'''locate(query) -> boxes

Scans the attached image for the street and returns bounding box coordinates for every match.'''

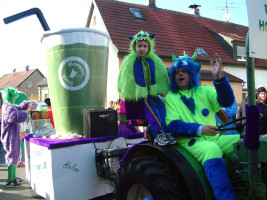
[0,143,45,200]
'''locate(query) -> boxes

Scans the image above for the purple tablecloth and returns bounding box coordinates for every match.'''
[23,133,144,149]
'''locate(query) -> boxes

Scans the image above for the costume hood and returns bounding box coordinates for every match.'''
[169,52,201,93]
[2,87,19,104]
[128,31,155,58]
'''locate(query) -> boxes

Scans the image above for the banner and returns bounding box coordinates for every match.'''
[246,0,267,59]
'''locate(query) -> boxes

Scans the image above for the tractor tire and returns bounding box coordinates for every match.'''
[115,156,191,200]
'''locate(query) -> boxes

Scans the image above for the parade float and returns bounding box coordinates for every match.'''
[4,4,267,200]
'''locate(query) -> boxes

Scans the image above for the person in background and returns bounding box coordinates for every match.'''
[113,101,119,111]
[165,53,240,200]
[237,95,248,126]
[256,86,267,135]
[1,87,37,187]
[44,98,55,128]
[215,100,239,135]
[108,101,114,109]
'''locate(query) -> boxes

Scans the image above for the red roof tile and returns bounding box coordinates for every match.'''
[94,0,267,67]
[200,70,243,82]
[0,69,40,89]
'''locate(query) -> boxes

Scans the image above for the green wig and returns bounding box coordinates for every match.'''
[2,87,19,104]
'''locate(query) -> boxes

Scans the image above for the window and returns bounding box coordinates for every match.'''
[28,82,32,88]
[129,8,145,20]
[195,47,208,56]
[237,46,246,62]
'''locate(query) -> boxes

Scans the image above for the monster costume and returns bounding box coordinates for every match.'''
[117,31,170,140]
[1,87,29,186]
[117,31,169,101]
[1,93,28,165]
[165,53,239,200]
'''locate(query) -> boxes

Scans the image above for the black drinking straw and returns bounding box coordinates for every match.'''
[3,8,50,31]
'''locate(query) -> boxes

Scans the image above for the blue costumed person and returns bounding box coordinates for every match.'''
[215,100,239,135]
[0,87,37,187]
[117,31,176,145]
[165,52,240,200]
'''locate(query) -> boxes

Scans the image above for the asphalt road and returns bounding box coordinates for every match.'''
[0,143,45,200]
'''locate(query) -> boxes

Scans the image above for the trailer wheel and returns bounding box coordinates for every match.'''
[115,156,191,200]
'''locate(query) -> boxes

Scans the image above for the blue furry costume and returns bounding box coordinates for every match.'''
[165,53,239,200]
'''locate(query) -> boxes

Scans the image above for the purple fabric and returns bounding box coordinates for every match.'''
[1,101,29,165]
[125,100,146,120]
[244,105,260,150]
[23,133,144,149]
[118,122,139,134]
[121,140,148,165]
[144,100,161,132]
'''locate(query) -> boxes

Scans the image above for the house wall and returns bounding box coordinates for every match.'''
[38,85,49,101]
[17,71,44,100]
[224,66,267,90]
[88,1,245,108]
[201,80,242,106]
[106,43,120,106]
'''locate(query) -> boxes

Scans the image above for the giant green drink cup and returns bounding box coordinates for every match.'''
[41,28,110,135]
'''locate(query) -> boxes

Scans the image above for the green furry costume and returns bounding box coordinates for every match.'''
[117,31,169,101]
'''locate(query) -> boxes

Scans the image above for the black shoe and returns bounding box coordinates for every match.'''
[15,177,26,183]
[6,180,21,188]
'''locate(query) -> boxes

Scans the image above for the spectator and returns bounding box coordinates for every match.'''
[44,98,55,128]
[256,86,267,135]
[216,100,239,135]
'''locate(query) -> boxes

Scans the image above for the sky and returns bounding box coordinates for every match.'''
[0,0,248,78]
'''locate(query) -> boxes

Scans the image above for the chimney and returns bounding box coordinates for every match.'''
[189,4,201,17]
[146,0,158,9]
[25,65,29,71]
[12,68,16,74]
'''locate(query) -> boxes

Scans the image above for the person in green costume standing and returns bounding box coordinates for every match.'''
[117,31,176,145]
[14,91,30,167]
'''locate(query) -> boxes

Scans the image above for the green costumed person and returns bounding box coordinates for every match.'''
[117,30,176,145]
[14,91,29,167]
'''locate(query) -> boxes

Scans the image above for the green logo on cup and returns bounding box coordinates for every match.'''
[58,56,90,91]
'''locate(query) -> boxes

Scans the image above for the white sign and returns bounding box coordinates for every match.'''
[246,0,267,59]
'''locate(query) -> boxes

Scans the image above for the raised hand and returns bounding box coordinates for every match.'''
[210,53,223,81]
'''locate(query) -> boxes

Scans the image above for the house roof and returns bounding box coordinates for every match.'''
[0,69,44,89]
[94,0,267,67]
[200,70,243,82]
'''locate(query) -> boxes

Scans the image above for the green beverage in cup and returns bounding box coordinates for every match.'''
[41,28,110,135]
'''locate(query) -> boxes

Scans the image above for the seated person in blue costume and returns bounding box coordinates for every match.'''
[215,100,239,135]
[165,53,240,200]
[117,30,176,145]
